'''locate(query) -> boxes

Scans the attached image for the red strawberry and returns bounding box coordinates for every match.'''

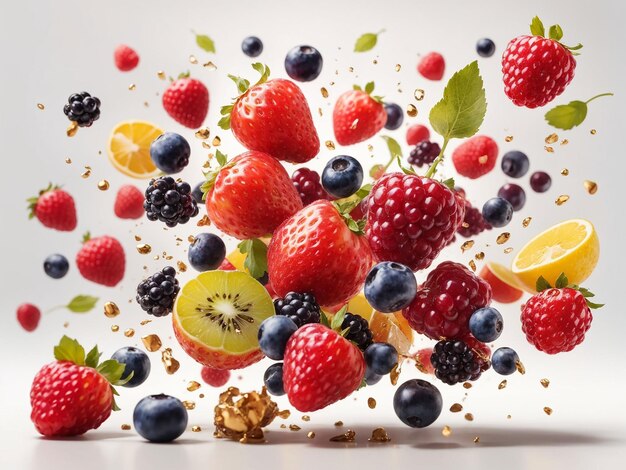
[28,184,77,231]
[204,151,303,239]
[162,74,209,128]
[30,336,129,436]
[406,124,431,146]
[417,52,445,80]
[17,303,41,332]
[76,233,125,287]
[333,83,387,145]
[114,184,144,219]
[283,323,365,412]
[220,64,319,164]
[268,200,373,307]
[452,135,498,179]
[114,44,139,72]
[502,17,578,108]
[200,365,230,387]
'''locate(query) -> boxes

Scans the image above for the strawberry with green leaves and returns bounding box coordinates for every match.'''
[333,82,387,145]
[162,72,209,128]
[76,232,125,287]
[28,183,77,232]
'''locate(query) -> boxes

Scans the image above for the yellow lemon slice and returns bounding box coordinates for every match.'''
[107,121,162,178]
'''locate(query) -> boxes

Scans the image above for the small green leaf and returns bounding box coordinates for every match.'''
[549,24,563,41]
[85,345,101,369]
[364,82,375,94]
[215,149,228,166]
[585,300,605,310]
[577,287,595,298]
[554,272,569,289]
[340,326,352,338]
[331,305,348,330]
[354,32,380,53]
[97,359,129,385]
[544,100,587,130]
[535,276,552,292]
[396,156,416,176]
[357,377,368,390]
[530,16,545,37]
[218,115,231,130]
[355,184,373,200]
[441,177,455,190]
[195,34,216,53]
[66,295,99,313]
[227,74,250,94]
[251,63,271,86]
[54,336,86,365]
[381,135,403,159]
[320,311,331,328]
[353,84,362,91]
[237,239,268,280]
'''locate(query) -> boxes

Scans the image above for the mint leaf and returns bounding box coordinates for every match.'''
[66,295,98,313]
[54,336,86,365]
[354,32,383,52]
[530,16,545,37]
[195,34,216,53]
[238,239,268,280]
[535,276,552,292]
[545,101,587,130]
[381,135,402,159]
[549,24,563,41]
[85,345,101,369]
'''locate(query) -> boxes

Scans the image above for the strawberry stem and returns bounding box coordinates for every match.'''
[424,138,450,179]
[585,93,614,104]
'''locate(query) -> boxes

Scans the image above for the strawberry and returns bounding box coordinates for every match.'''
[17,303,41,332]
[27,184,77,231]
[162,74,209,128]
[202,150,303,239]
[267,199,373,307]
[417,52,445,80]
[114,184,144,219]
[200,365,230,387]
[333,82,387,146]
[76,233,125,287]
[451,135,498,179]
[30,336,130,436]
[113,44,139,72]
[219,63,319,164]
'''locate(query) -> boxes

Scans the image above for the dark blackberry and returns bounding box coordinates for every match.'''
[63,92,101,127]
[136,266,180,317]
[144,176,199,227]
[457,199,491,238]
[430,339,488,385]
[341,313,373,351]
[408,140,441,167]
[291,168,331,206]
[274,292,321,327]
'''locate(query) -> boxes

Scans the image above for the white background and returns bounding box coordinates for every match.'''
[1,0,625,469]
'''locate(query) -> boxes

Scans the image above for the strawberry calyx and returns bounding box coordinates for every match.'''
[535,273,603,309]
[218,63,271,130]
[81,231,91,243]
[321,305,352,338]
[353,81,384,104]
[332,184,372,235]
[529,16,583,54]
[200,149,232,197]
[27,183,61,219]
[237,238,268,280]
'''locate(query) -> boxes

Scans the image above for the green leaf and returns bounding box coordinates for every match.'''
[585,299,605,310]
[364,82,375,94]
[320,311,331,328]
[554,272,569,289]
[54,336,86,365]
[530,16,545,37]
[396,156,416,176]
[429,61,486,141]
[331,305,348,330]
[97,359,130,385]
[227,74,250,94]
[85,345,101,369]
[441,177,455,190]
[545,101,587,130]
[251,63,271,86]
[215,149,228,166]
[195,34,216,53]
[354,33,379,53]
[381,135,403,159]
[218,115,231,130]
[66,295,99,313]
[549,24,563,41]
[355,184,373,200]
[357,377,368,390]
[237,239,268,280]
[535,276,552,292]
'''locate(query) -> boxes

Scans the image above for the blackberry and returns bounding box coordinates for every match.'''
[144,176,199,227]
[63,92,101,127]
[274,292,321,327]
[458,200,492,238]
[291,168,331,206]
[341,313,373,351]
[408,140,440,167]
[430,339,488,385]
[136,266,180,317]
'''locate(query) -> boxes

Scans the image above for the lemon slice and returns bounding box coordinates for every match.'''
[107,121,162,178]
[512,219,599,292]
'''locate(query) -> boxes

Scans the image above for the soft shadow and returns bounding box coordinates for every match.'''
[37,431,132,441]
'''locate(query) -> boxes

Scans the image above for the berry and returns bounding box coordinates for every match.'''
[430,339,489,385]
[136,266,179,317]
[114,184,145,219]
[111,347,151,388]
[200,365,230,387]
[284,45,323,82]
[482,197,513,228]
[321,155,364,198]
[364,262,417,313]
[408,140,440,167]
[406,124,430,146]
[17,303,41,332]
[242,36,263,57]
[364,367,383,386]
[457,195,492,238]
[333,85,387,146]
[452,135,498,179]
[365,173,465,272]
[417,52,445,80]
[384,102,404,130]
[133,394,188,443]
[403,261,492,340]
[63,92,101,127]
[114,44,139,71]
[149,132,191,174]
[476,38,496,57]
[144,176,199,227]
[530,171,552,193]
[274,292,321,327]
[192,182,205,205]
[76,234,125,287]
[264,363,285,396]
[283,323,366,411]
[501,150,530,178]
[469,307,503,342]
[414,348,435,375]
[393,379,442,428]
[44,254,69,279]
[188,233,226,271]
[162,76,209,128]
[292,168,332,206]
[491,347,519,375]
[341,312,373,351]
[498,183,526,211]
[28,184,77,232]
[258,316,299,360]
[364,342,398,375]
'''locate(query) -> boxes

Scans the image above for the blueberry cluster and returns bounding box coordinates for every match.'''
[341,312,373,351]
[136,266,180,317]
[63,92,101,127]
[408,140,441,167]
[430,340,486,385]
[274,292,321,327]
[144,177,199,227]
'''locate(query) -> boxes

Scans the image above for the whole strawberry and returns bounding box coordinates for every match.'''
[219,64,319,164]
[521,274,601,354]
[162,74,209,128]
[76,233,125,287]
[451,135,498,179]
[31,336,130,436]
[333,82,387,145]
[114,184,144,219]
[502,17,579,108]
[27,184,77,231]
[268,199,373,307]
[203,150,303,239]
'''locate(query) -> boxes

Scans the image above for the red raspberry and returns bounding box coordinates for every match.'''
[114,185,144,219]
[417,52,445,80]
[17,303,41,332]
[291,168,332,206]
[403,261,492,340]
[455,191,492,238]
[114,44,140,72]
[365,173,465,272]
[406,124,430,146]
[452,135,498,179]
[200,365,230,387]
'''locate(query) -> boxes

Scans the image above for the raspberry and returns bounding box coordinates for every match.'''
[406,124,430,146]
[431,337,490,385]
[408,140,440,168]
[365,173,465,272]
[136,266,180,317]
[144,176,199,227]
[200,365,230,387]
[63,92,101,127]
[457,197,492,238]
[417,52,445,80]
[452,135,498,179]
[291,168,332,206]
[114,44,140,72]
[341,312,373,351]
[274,292,321,327]
[17,303,41,332]
[114,185,145,219]
[403,261,492,340]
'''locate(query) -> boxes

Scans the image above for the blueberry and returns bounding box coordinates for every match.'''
[263,362,285,396]
[111,346,151,387]
[530,171,552,193]
[242,36,263,57]
[258,316,298,360]
[284,45,323,82]
[43,254,69,279]
[482,197,513,228]
[501,150,529,178]
[364,342,398,375]
[192,182,205,205]
[364,366,383,386]
[469,307,503,342]
[393,379,442,428]
[133,394,188,442]
[364,262,417,313]
[476,38,496,57]
[321,155,363,198]
[497,183,526,211]
[383,103,404,130]
[188,233,226,272]
[492,347,519,375]
[149,132,191,174]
